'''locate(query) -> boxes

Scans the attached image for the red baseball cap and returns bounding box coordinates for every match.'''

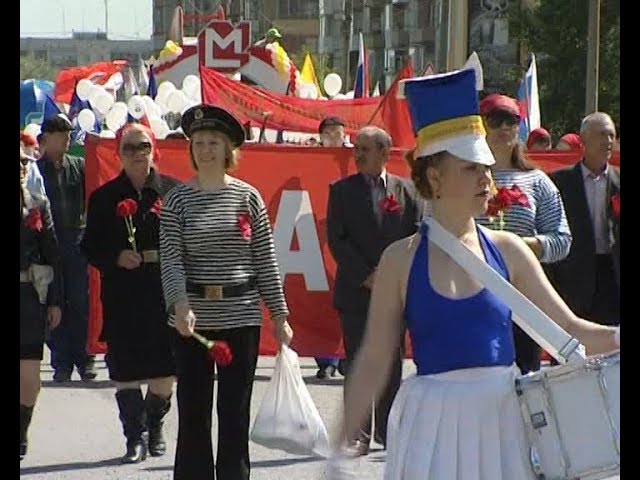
[20,131,37,147]
[526,127,551,149]
[558,133,583,150]
[480,94,521,119]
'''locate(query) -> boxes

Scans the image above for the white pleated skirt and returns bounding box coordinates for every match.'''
[384,365,537,480]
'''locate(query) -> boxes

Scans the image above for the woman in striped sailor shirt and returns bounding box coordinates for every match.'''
[159,104,293,480]
[475,94,572,374]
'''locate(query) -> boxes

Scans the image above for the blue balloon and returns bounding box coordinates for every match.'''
[20,79,55,128]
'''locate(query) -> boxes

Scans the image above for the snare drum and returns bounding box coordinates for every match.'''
[515,352,620,480]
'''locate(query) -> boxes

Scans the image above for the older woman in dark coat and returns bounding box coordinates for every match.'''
[80,123,180,464]
[20,152,62,461]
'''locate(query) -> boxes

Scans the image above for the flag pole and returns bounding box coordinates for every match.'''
[522,56,532,139]
[365,57,412,125]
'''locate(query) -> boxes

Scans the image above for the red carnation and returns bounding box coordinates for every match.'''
[192,332,233,367]
[380,194,401,214]
[487,187,513,217]
[116,198,139,252]
[507,185,530,208]
[116,198,138,217]
[611,193,620,218]
[150,197,163,216]
[238,213,252,240]
[25,208,43,232]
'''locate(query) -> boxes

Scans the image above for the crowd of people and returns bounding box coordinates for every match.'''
[20,71,620,479]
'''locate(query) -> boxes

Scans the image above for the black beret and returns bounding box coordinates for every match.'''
[181,105,245,147]
[41,114,74,133]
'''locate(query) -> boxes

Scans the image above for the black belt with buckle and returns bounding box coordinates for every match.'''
[186,276,258,300]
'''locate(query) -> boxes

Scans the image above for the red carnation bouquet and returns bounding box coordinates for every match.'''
[379,194,401,214]
[24,208,43,232]
[486,184,530,230]
[116,199,139,251]
[191,331,233,367]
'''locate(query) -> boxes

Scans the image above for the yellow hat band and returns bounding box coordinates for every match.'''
[416,115,486,150]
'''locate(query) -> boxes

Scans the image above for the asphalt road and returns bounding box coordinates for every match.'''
[20,351,620,479]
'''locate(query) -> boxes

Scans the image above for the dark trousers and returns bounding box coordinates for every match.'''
[47,228,92,371]
[581,254,620,326]
[339,310,403,445]
[173,326,260,480]
[513,325,541,375]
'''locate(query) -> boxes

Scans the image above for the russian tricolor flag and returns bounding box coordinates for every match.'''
[353,32,369,98]
[517,53,541,143]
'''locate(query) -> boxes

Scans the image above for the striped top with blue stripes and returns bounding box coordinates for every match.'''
[159,179,289,330]
[475,168,572,264]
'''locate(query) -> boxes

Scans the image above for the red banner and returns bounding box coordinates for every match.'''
[84,135,619,357]
[199,65,392,138]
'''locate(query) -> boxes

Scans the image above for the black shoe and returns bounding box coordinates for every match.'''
[122,439,147,464]
[78,358,98,381]
[145,392,171,457]
[52,369,72,382]
[20,405,34,461]
[337,360,346,376]
[316,366,329,379]
[116,389,148,464]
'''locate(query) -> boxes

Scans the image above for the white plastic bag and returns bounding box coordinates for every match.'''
[250,345,331,457]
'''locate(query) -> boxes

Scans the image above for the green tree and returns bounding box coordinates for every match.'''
[509,0,619,140]
[20,53,59,82]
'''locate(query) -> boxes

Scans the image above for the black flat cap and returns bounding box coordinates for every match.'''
[41,114,74,133]
[181,105,245,147]
[318,116,345,134]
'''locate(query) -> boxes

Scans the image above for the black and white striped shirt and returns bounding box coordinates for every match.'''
[476,168,572,264]
[159,179,289,330]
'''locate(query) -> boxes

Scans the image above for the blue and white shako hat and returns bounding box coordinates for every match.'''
[398,68,495,166]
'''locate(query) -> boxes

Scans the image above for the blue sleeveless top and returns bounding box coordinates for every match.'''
[405,223,516,376]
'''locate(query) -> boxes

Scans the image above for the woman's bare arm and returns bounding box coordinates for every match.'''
[494,230,618,356]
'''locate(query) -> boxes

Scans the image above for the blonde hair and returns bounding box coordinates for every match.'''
[189,131,239,172]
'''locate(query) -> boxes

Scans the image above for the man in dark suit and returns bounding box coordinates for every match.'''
[327,126,419,455]
[547,112,620,326]
[38,114,97,382]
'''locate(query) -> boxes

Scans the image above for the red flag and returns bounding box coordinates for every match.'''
[54,61,126,104]
[379,57,415,149]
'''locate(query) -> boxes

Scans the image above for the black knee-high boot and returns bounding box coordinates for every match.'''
[145,391,171,457]
[115,389,147,464]
[20,404,34,461]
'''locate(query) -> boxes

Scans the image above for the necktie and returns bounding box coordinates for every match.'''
[370,176,385,225]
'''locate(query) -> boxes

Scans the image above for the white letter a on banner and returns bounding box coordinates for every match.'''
[273,190,329,291]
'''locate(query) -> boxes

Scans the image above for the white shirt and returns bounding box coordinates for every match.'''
[580,162,610,254]
[24,158,46,197]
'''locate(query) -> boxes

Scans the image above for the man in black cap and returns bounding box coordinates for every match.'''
[319,116,351,148]
[38,114,97,382]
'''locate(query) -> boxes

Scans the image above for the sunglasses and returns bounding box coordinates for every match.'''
[485,111,520,129]
[121,141,152,155]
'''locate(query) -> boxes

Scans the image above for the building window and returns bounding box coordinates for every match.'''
[278,0,319,19]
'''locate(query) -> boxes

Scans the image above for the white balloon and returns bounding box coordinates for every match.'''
[167,90,188,113]
[77,109,96,132]
[23,123,41,139]
[99,129,116,139]
[140,96,162,119]
[156,81,176,101]
[344,90,355,99]
[182,75,201,98]
[127,95,146,120]
[323,73,343,97]
[88,85,106,106]
[112,101,129,117]
[332,93,346,99]
[105,106,127,132]
[299,83,317,99]
[76,79,94,101]
[93,93,115,115]
[150,118,170,139]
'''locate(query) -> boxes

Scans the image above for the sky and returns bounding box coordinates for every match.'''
[20,0,153,40]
